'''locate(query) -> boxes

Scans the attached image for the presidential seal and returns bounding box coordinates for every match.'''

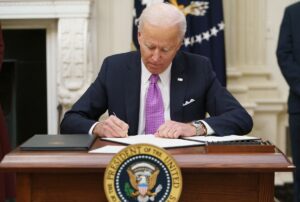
[104,144,182,202]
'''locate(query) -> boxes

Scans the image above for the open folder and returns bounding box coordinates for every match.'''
[102,135,205,148]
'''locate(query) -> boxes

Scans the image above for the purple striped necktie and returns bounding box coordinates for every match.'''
[144,74,165,134]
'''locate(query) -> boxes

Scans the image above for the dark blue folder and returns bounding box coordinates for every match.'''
[20,134,95,151]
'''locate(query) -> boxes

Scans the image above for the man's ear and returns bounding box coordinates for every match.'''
[137,32,142,45]
[176,39,182,51]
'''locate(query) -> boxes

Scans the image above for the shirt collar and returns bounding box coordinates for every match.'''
[141,60,171,86]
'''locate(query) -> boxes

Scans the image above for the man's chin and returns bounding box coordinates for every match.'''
[147,66,164,74]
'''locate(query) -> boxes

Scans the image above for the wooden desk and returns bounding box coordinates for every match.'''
[0,139,294,202]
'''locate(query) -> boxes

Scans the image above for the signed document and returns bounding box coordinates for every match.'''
[183,135,260,143]
[101,135,205,148]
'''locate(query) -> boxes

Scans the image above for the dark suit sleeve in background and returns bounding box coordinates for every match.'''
[0,24,4,70]
[277,6,300,97]
[0,23,16,202]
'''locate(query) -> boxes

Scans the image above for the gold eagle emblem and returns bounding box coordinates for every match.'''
[126,162,162,201]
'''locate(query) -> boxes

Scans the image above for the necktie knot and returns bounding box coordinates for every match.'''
[150,74,159,84]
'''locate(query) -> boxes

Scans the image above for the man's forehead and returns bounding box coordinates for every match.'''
[144,38,177,49]
[141,32,179,46]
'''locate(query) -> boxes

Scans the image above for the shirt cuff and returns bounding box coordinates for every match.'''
[89,122,99,135]
[200,120,215,135]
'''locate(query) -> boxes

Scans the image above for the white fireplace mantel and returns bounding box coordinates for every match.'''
[0,0,94,133]
[0,0,91,19]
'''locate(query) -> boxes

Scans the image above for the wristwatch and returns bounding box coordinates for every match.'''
[191,120,206,136]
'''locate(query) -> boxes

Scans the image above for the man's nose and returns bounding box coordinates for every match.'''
[151,49,160,62]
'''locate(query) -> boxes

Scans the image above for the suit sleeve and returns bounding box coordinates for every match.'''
[276,7,300,97]
[0,25,4,70]
[202,59,253,136]
[60,59,109,134]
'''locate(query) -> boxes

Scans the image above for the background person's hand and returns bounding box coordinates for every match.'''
[92,115,129,138]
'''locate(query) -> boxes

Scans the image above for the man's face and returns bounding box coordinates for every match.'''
[138,23,182,74]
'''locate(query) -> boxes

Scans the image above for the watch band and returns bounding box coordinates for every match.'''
[201,123,207,136]
[195,124,202,136]
[192,120,207,136]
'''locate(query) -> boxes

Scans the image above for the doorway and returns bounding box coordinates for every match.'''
[0,29,47,147]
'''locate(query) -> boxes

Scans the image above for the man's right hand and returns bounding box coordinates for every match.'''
[92,115,129,138]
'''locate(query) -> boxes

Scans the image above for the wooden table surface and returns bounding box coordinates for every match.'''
[0,138,294,173]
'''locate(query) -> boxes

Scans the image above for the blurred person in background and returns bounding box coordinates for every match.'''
[277,2,300,202]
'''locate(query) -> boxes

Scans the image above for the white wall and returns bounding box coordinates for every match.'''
[94,0,133,77]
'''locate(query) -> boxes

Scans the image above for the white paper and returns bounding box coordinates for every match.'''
[101,135,205,148]
[183,135,260,143]
[88,145,126,154]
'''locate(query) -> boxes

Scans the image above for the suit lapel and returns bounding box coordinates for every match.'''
[125,52,141,135]
[170,53,187,122]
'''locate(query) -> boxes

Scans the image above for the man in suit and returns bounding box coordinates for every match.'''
[277,2,300,202]
[61,3,253,138]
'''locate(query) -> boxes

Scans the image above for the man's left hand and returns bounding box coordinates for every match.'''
[154,120,196,139]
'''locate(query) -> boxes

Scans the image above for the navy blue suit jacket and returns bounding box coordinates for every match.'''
[277,2,300,114]
[60,51,253,136]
